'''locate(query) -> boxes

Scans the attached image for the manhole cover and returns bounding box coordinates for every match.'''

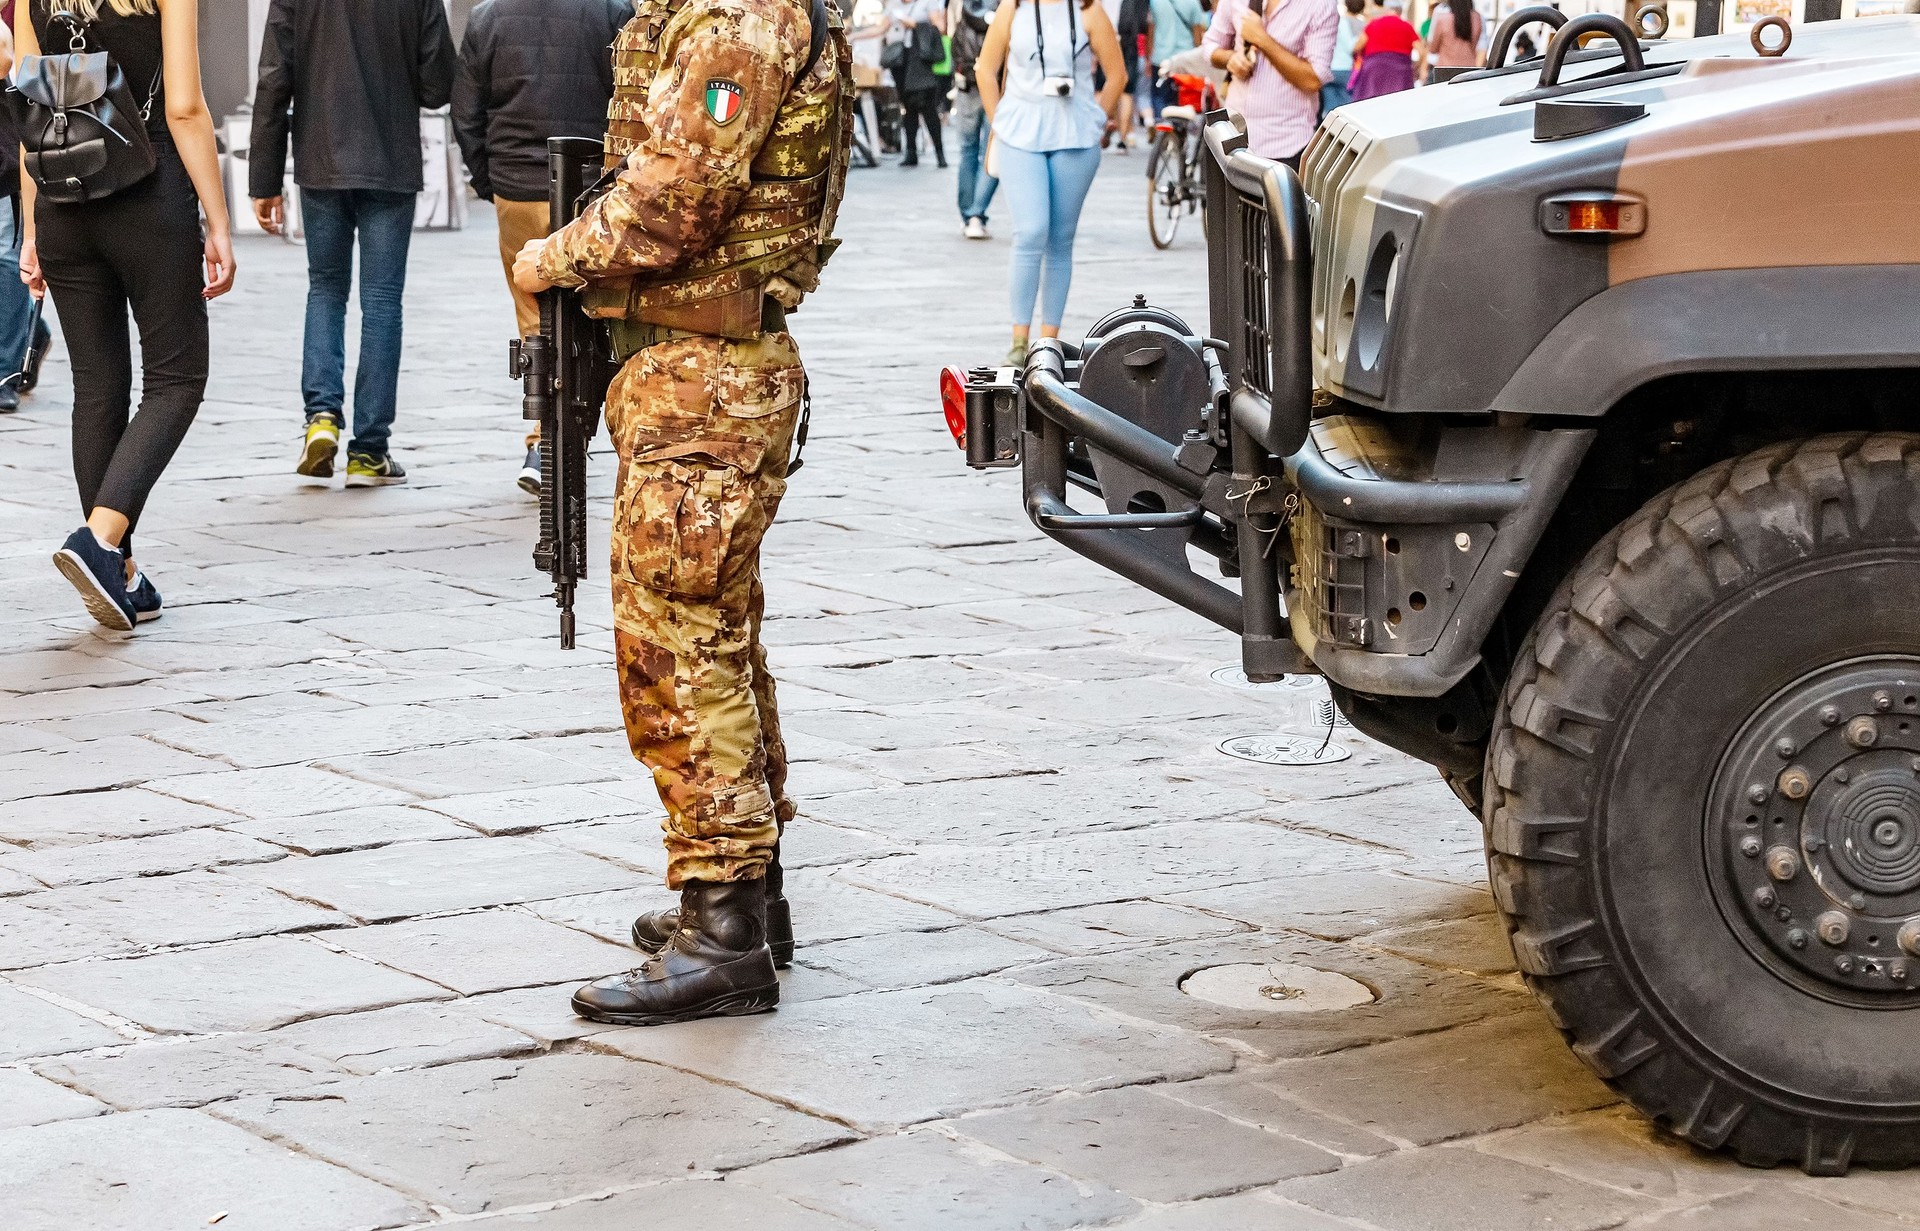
[1180,962,1377,1013]
[1218,733,1352,765]
[1209,667,1322,692]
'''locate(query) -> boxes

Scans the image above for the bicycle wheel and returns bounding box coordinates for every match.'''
[1147,129,1185,249]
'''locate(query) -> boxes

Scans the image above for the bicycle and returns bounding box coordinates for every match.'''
[1146,72,1219,249]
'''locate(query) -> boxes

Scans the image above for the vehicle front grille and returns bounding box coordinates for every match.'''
[1298,120,1371,357]
[1237,194,1271,398]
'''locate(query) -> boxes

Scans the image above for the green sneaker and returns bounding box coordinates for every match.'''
[1006,339,1028,367]
[344,451,408,487]
[297,414,341,479]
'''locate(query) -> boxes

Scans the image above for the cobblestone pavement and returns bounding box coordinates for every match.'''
[2,155,1914,1231]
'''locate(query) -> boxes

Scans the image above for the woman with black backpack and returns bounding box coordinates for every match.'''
[14,0,235,631]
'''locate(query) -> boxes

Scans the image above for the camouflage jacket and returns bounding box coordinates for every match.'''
[535,0,843,326]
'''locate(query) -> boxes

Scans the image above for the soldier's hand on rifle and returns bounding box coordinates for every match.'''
[513,239,555,295]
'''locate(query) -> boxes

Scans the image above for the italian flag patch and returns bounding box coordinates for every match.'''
[705,79,744,125]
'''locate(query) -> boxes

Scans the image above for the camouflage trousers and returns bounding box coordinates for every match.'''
[606,331,803,888]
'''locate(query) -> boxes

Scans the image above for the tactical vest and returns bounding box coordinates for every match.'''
[584,0,855,338]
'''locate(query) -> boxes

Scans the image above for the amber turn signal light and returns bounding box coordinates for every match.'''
[1540,193,1647,237]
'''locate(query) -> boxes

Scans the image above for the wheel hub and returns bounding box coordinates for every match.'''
[1716,657,1920,995]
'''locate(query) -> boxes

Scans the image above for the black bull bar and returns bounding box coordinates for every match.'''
[1013,115,1313,681]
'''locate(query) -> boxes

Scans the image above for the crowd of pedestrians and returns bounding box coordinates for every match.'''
[8,0,1490,635]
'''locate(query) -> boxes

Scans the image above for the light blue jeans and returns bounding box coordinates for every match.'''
[997,143,1101,330]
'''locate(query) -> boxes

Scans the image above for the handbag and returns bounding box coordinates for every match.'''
[881,38,908,71]
[6,12,161,205]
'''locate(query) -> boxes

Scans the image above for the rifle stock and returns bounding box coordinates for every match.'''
[509,137,617,648]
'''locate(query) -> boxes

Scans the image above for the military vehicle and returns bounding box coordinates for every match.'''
[942,8,1920,1174]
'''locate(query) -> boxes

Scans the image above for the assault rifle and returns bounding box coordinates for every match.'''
[509,137,619,648]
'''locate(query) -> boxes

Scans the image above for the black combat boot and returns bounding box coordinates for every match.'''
[632,847,793,968]
[573,879,779,1026]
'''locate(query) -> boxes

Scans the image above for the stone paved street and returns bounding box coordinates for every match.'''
[2,156,1916,1230]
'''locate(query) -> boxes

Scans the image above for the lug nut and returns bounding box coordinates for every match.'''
[1892,961,1910,983]
[1817,911,1852,947]
[1747,784,1770,804]
[1788,927,1810,949]
[1766,847,1801,882]
[1851,892,1869,910]
[1754,886,1777,910]
[1776,738,1798,759]
[1837,955,1856,974]
[1898,918,1920,958]
[1778,766,1812,800]
[1740,835,1763,857]
[1847,716,1879,748]
[1821,705,1842,726]
[1875,691,1894,712]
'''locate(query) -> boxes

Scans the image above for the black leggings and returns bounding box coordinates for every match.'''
[897,82,945,164]
[36,140,208,558]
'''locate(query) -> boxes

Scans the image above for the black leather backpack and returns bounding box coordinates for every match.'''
[5,12,160,205]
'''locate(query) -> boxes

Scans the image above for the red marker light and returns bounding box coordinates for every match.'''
[940,365,968,449]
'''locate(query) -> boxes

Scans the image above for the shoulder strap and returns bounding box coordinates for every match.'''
[802,0,830,80]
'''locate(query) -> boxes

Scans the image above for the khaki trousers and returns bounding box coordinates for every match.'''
[497,198,550,449]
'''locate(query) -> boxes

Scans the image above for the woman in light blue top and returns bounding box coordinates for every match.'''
[976,0,1125,363]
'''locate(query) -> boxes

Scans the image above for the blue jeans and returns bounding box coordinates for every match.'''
[0,198,39,383]
[997,143,1100,330]
[300,188,416,456]
[1320,69,1352,118]
[952,89,997,223]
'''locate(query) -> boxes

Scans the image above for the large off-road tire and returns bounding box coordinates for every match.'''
[1485,433,1920,1174]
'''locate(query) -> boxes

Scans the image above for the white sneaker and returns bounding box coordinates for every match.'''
[964,217,988,240]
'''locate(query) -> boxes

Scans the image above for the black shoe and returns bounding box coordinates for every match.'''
[0,384,16,413]
[633,846,793,968]
[901,156,919,167]
[18,316,50,395]
[126,571,163,624]
[52,527,135,631]
[517,443,541,496]
[575,879,780,1026]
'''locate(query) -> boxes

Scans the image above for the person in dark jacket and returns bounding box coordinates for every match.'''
[948,0,997,239]
[453,0,628,496]
[250,0,457,487]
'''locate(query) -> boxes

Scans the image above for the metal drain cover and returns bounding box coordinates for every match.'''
[1181,962,1377,1013]
[1209,667,1323,692]
[1218,733,1352,765]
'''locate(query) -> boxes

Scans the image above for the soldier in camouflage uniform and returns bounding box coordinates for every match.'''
[513,0,852,1026]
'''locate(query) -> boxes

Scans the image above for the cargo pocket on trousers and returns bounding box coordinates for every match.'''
[614,458,753,600]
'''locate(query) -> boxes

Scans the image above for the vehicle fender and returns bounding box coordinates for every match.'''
[1492,265,1920,417]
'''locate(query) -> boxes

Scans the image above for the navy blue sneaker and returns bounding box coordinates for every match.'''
[52,528,135,631]
[126,571,162,623]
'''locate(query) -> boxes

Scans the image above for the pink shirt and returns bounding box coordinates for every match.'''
[1204,0,1338,160]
